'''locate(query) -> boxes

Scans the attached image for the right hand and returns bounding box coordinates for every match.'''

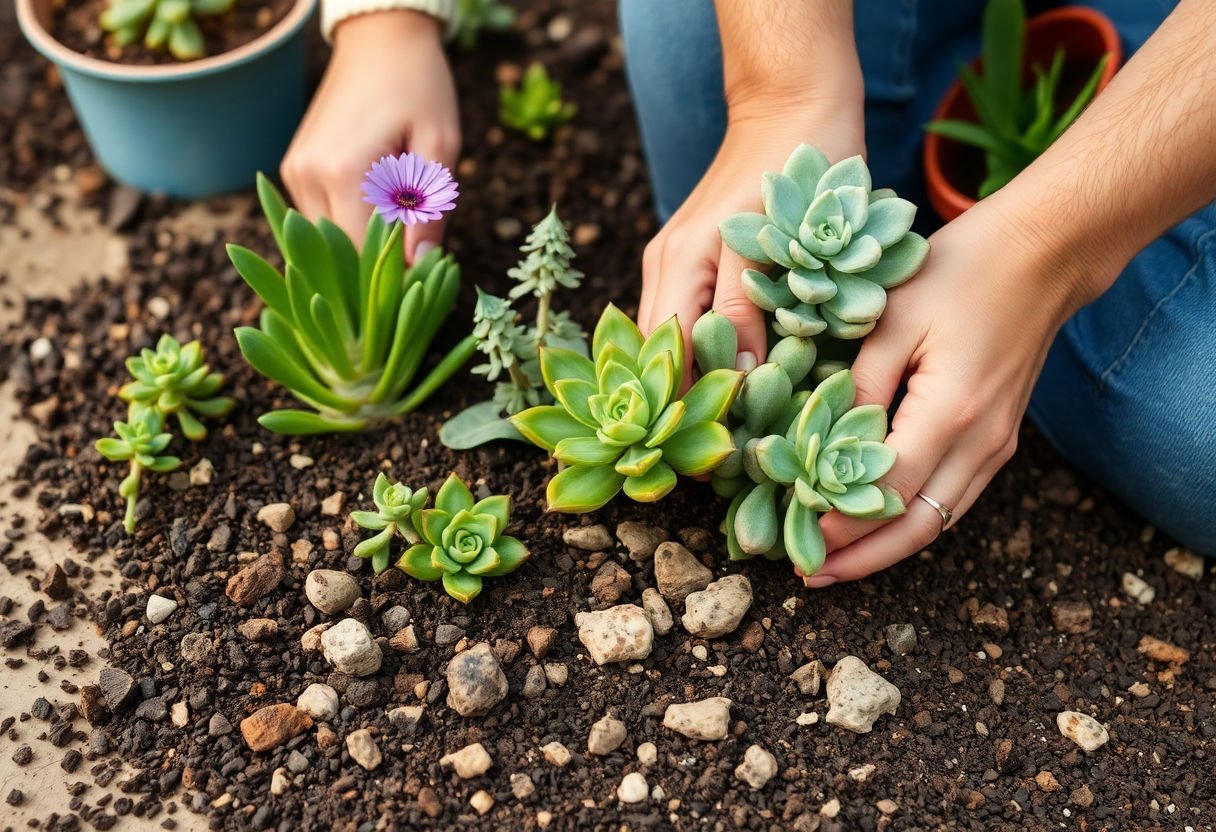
[281,10,460,261]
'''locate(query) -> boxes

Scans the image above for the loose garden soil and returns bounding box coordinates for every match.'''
[2,2,1215,831]
[51,0,296,66]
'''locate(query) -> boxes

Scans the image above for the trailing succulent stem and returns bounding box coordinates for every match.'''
[510,305,742,513]
[230,174,476,435]
[350,474,428,575]
[95,410,182,534]
[500,64,577,141]
[451,0,515,50]
[100,0,234,61]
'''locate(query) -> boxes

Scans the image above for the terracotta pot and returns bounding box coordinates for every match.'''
[923,6,1122,223]
[16,0,317,198]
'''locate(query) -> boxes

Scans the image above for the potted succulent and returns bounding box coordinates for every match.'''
[16,0,317,198]
[923,0,1121,221]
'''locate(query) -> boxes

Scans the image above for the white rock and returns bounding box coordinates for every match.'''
[387,705,426,736]
[636,742,657,765]
[681,575,752,638]
[470,790,494,815]
[305,570,361,615]
[691,644,708,661]
[1121,573,1155,605]
[256,502,295,532]
[270,767,291,796]
[320,492,346,516]
[820,798,841,818]
[588,715,628,756]
[617,772,649,804]
[170,701,189,728]
[446,642,508,717]
[1056,711,1110,752]
[562,524,613,550]
[189,459,215,486]
[536,810,553,828]
[795,712,819,726]
[440,742,493,778]
[321,619,382,676]
[825,656,900,733]
[848,763,876,783]
[543,663,568,686]
[575,605,654,665]
[542,741,571,766]
[510,773,535,799]
[300,622,332,652]
[641,588,673,635]
[29,337,54,362]
[791,660,824,696]
[146,594,178,624]
[345,728,382,770]
[1164,547,1205,580]
[296,683,339,721]
[735,744,778,790]
[289,454,313,470]
[662,697,732,740]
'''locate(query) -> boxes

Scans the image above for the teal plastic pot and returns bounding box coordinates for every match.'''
[16,0,317,198]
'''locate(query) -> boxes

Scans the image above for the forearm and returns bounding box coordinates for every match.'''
[715,0,862,123]
[992,0,1216,305]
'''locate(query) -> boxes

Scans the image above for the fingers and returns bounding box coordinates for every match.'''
[848,319,913,409]
[637,232,716,388]
[404,124,461,263]
[712,245,767,369]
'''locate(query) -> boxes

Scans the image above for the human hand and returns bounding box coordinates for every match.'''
[804,195,1111,586]
[280,10,460,261]
[637,103,865,385]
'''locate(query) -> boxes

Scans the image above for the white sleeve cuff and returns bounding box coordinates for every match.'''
[320,0,456,43]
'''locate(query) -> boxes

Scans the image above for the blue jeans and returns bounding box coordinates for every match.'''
[620,0,1216,555]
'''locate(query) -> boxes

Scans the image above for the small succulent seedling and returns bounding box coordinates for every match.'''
[724,370,904,575]
[119,334,234,441]
[230,156,475,435]
[452,0,515,50]
[720,144,928,348]
[500,64,577,141]
[100,0,234,61]
[351,474,429,574]
[95,410,182,534]
[510,305,742,512]
[441,205,587,449]
[396,474,528,603]
[925,0,1109,198]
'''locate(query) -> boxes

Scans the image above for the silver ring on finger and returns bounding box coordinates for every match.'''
[916,491,953,534]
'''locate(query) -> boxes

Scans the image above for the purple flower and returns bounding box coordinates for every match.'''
[361,153,459,226]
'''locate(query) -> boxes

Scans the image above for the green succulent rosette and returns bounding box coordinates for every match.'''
[500,63,577,142]
[725,369,904,576]
[719,144,929,342]
[119,334,234,442]
[509,305,743,513]
[396,474,529,604]
[350,473,429,574]
[95,409,182,534]
[100,0,235,61]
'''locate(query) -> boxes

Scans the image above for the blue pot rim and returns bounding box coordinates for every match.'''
[16,0,318,83]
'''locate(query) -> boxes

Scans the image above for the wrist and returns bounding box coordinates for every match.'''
[330,6,444,47]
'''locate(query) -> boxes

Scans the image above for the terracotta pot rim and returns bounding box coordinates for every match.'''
[16,0,317,83]
[924,4,1123,222]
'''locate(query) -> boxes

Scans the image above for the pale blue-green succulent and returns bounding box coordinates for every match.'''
[719,144,929,342]
[724,369,904,576]
[119,334,234,442]
[95,410,182,534]
[351,474,429,574]
[100,0,233,61]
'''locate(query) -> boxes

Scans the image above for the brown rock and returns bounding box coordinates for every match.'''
[78,685,106,725]
[1035,770,1060,792]
[526,626,558,660]
[240,703,313,752]
[653,541,712,602]
[1137,635,1190,665]
[1051,601,1093,634]
[971,604,1009,636]
[238,618,279,641]
[41,564,69,600]
[740,620,765,652]
[226,552,286,605]
[590,561,631,604]
[1068,784,1094,809]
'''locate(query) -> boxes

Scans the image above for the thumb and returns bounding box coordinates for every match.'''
[847,319,913,408]
[712,247,768,370]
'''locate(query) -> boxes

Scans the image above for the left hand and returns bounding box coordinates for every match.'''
[803,195,1111,586]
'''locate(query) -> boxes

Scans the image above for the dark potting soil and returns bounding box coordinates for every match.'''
[3,2,1216,831]
[50,0,296,67]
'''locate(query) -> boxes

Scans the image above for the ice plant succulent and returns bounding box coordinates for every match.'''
[118,334,234,441]
[230,164,475,435]
[396,474,529,603]
[724,370,904,575]
[500,64,577,141]
[451,0,515,49]
[510,305,742,512]
[95,410,182,534]
[350,474,429,574]
[926,0,1110,198]
[440,206,588,449]
[100,0,234,61]
[719,144,929,353]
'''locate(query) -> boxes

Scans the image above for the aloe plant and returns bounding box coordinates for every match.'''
[510,305,742,512]
[100,0,233,61]
[96,410,182,534]
[500,64,577,141]
[719,144,929,346]
[452,0,515,50]
[925,0,1110,198]
[119,334,234,441]
[397,474,528,603]
[440,206,588,449]
[723,369,904,575]
[351,474,429,574]
[228,174,476,435]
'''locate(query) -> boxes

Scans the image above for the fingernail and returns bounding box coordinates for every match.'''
[803,574,837,589]
[735,351,757,372]
[413,241,435,261]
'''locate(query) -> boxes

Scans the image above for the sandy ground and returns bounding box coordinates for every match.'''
[0,177,220,831]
